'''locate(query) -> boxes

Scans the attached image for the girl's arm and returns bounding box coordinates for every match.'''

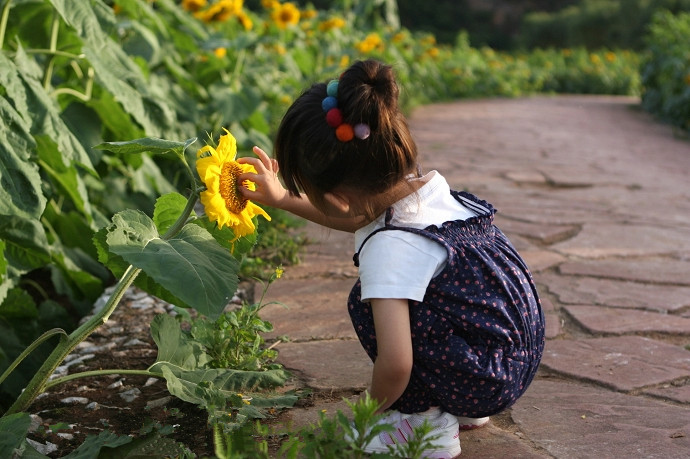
[237,147,365,232]
[367,298,413,412]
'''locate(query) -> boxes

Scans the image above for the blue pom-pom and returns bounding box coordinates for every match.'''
[322,96,338,112]
[326,80,339,97]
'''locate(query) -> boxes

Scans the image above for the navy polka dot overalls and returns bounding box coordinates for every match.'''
[348,190,545,417]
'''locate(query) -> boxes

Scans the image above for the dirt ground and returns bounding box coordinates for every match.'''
[21,281,324,458]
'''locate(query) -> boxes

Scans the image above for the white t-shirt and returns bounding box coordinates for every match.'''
[354,171,477,303]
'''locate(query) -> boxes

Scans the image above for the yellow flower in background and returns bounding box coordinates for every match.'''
[195,0,243,23]
[605,51,616,62]
[427,47,440,58]
[272,2,300,29]
[213,47,227,58]
[339,55,350,68]
[355,33,383,53]
[302,8,317,20]
[237,11,253,30]
[182,0,207,12]
[196,129,270,239]
[275,267,284,279]
[318,17,345,32]
[261,0,279,9]
[392,32,406,43]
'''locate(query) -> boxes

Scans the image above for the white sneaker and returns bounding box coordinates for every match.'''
[355,408,462,459]
[457,416,490,430]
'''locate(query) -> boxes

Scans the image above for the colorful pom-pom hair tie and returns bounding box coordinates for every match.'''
[322,79,371,142]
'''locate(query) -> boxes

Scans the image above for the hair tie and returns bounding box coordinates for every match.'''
[322,79,370,142]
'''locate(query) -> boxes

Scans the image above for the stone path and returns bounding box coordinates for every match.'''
[261,95,690,458]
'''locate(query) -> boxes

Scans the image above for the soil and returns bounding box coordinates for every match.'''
[21,283,314,458]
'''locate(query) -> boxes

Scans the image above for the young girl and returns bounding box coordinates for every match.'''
[238,59,545,458]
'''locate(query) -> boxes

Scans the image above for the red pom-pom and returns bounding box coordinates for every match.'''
[336,124,354,142]
[326,108,343,127]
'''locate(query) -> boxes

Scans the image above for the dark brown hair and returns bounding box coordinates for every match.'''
[274,59,418,213]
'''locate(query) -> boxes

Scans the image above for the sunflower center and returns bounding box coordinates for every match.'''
[219,162,248,214]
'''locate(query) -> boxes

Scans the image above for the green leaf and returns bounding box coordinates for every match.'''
[61,430,133,459]
[0,59,45,219]
[36,135,93,222]
[148,314,210,373]
[12,45,95,173]
[51,0,178,137]
[153,192,191,236]
[105,210,240,318]
[0,216,52,273]
[192,217,258,260]
[0,412,32,458]
[0,288,38,320]
[93,136,196,157]
[158,365,291,410]
[93,224,188,308]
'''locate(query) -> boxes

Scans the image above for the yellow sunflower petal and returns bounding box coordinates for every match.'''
[216,129,237,162]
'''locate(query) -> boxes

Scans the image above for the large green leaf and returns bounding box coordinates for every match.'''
[12,45,95,173]
[0,413,33,458]
[93,137,196,156]
[148,314,210,374]
[153,192,191,236]
[0,57,45,220]
[105,210,240,318]
[158,365,292,411]
[0,216,52,273]
[35,135,93,222]
[51,0,178,137]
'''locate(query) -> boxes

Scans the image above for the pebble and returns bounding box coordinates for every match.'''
[60,397,89,405]
[26,438,57,455]
[146,396,172,409]
[119,388,141,403]
[86,402,100,410]
[131,296,155,309]
[124,338,147,347]
[107,380,124,390]
[28,414,43,433]
[144,377,159,387]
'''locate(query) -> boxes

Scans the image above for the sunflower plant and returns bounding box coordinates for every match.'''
[1,129,277,422]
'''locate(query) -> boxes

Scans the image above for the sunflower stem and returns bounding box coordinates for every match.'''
[0,0,12,50]
[161,191,199,240]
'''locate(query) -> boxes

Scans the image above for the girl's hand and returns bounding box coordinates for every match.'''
[237,146,288,208]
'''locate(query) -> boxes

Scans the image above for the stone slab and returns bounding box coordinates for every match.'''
[541,336,690,391]
[559,258,690,286]
[494,217,578,245]
[276,340,371,391]
[645,384,690,405]
[513,379,690,459]
[551,223,690,258]
[457,423,549,458]
[539,274,690,312]
[261,277,357,341]
[564,305,690,335]
[520,250,566,273]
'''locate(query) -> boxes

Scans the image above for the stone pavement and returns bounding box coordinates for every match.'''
[260,95,690,458]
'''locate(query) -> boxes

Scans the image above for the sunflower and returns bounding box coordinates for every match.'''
[196,129,270,239]
[272,2,300,29]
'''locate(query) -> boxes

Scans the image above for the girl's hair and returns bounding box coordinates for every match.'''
[275,59,418,214]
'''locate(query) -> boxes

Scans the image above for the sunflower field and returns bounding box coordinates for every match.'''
[0,0,656,455]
